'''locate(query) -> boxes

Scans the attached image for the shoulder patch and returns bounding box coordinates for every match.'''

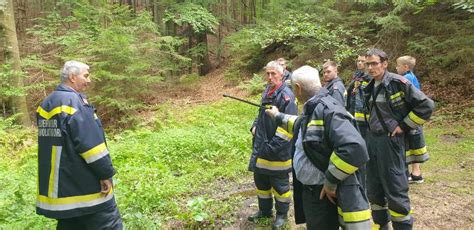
[284,94,290,102]
[391,73,409,85]
[400,77,408,84]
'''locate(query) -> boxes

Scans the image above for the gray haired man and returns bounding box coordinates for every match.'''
[36,61,123,229]
[248,61,297,229]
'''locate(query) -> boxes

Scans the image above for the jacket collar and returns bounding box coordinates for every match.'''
[325,77,342,88]
[302,88,329,116]
[56,83,77,93]
[56,84,89,104]
[264,82,285,98]
[366,70,393,90]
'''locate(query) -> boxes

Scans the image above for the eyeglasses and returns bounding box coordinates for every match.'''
[365,62,381,67]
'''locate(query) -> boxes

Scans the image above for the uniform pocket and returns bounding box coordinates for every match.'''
[387,135,405,175]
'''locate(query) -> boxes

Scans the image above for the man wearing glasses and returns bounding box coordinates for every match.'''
[363,49,434,230]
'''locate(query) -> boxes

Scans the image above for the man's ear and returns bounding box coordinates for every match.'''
[68,73,76,83]
[295,83,302,95]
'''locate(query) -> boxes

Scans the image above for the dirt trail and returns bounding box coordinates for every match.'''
[150,67,248,108]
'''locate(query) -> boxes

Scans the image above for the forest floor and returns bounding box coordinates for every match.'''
[156,68,474,230]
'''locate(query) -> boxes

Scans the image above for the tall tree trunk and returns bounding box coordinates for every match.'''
[197,33,211,76]
[250,0,256,24]
[241,0,247,24]
[231,0,237,26]
[0,0,31,126]
[153,0,165,33]
[188,33,192,74]
[216,0,224,67]
[13,0,26,42]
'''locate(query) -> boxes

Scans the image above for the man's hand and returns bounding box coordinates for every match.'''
[265,106,280,119]
[320,184,337,204]
[100,179,113,195]
[391,126,404,137]
[251,126,256,136]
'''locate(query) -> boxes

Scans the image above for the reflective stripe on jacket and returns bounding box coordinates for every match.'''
[36,84,116,219]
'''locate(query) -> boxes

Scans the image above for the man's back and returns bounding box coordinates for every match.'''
[37,84,116,219]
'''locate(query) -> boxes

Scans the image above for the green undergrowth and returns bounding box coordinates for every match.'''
[1,105,473,228]
[420,121,474,195]
[0,100,257,228]
[111,101,256,228]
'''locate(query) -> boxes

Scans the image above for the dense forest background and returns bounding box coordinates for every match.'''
[1,0,472,129]
[0,0,473,228]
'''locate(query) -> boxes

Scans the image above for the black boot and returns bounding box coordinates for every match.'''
[272,213,287,229]
[248,210,272,222]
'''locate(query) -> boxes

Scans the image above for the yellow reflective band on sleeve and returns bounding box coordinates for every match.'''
[307,120,324,126]
[276,127,293,140]
[338,207,371,223]
[256,158,292,171]
[37,106,77,120]
[390,91,404,100]
[287,116,297,134]
[406,146,427,156]
[408,111,426,125]
[330,153,358,174]
[80,143,108,162]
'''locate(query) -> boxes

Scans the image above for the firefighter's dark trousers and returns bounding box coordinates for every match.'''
[254,172,290,215]
[406,126,428,164]
[57,202,122,230]
[337,171,372,230]
[302,184,339,230]
[367,132,413,230]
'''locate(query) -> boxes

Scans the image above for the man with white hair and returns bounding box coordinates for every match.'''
[277,57,292,85]
[36,61,122,229]
[266,65,371,229]
[248,60,297,229]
